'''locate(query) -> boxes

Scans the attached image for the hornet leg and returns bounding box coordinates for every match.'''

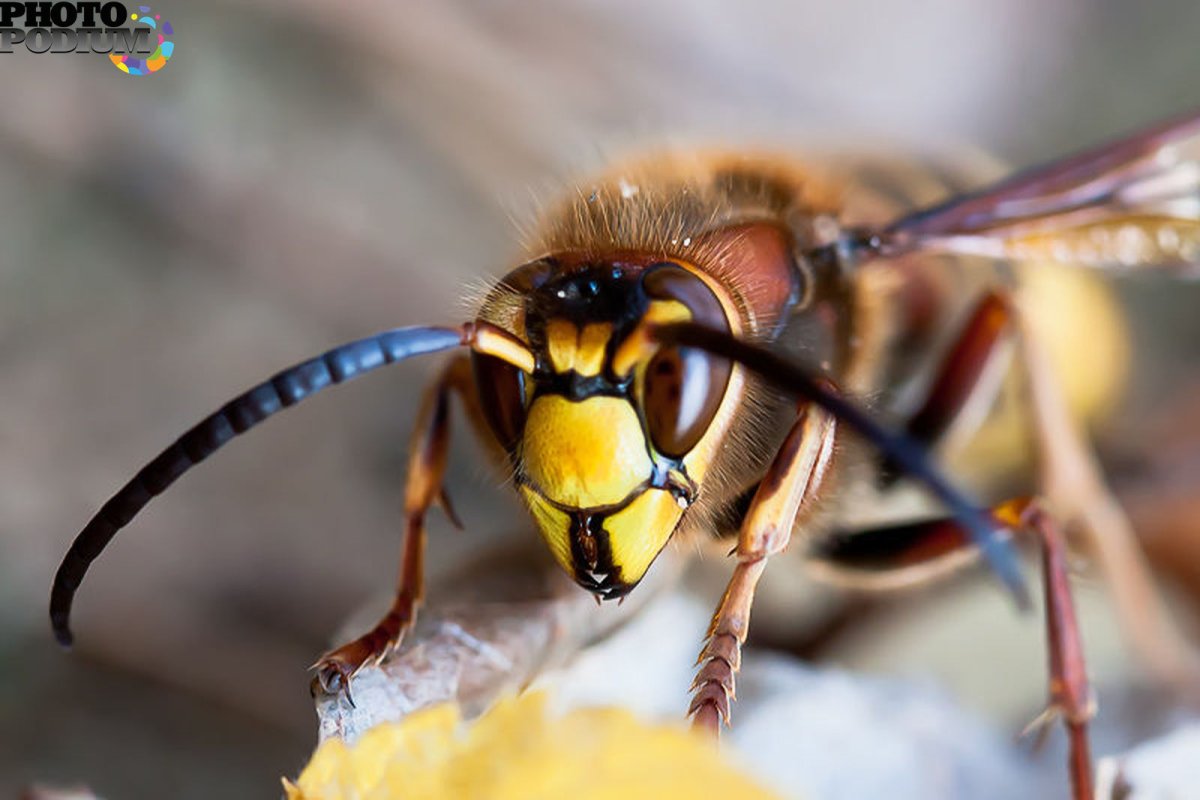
[879,291,1012,487]
[1021,503,1095,800]
[887,287,1198,694]
[313,356,473,696]
[1013,291,1200,696]
[690,398,837,734]
[810,498,1096,800]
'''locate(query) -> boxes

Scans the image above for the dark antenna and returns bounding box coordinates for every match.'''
[653,321,1030,609]
[50,326,464,646]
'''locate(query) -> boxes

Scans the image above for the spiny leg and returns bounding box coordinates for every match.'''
[1012,291,1200,696]
[1021,504,1095,800]
[690,399,837,734]
[817,290,1107,794]
[313,356,473,695]
[826,285,1163,796]
[885,286,1199,693]
[809,498,1096,800]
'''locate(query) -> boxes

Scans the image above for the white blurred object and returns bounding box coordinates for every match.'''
[538,588,1053,799]
[1096,724,1200,799]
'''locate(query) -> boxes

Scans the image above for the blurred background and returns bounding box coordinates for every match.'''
[3,1,1200,797]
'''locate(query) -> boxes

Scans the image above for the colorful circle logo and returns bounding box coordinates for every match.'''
[110,5,173,75]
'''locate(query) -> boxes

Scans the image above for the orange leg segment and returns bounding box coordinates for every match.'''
[313,356,473,697]
[690,398,837,733]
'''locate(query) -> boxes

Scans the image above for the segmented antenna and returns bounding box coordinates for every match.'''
[50,326,464,646]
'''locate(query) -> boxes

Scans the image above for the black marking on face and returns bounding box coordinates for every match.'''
[523,262,654,403]
[533,370,633,402]
[525,263,647,348]
[565,510,636,600]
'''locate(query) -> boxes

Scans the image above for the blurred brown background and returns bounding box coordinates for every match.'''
[3,1,1200,797]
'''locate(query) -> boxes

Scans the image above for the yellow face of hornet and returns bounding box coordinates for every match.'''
[471,259,738,599]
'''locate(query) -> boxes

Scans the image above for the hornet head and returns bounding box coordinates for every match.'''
[471,257,739,598]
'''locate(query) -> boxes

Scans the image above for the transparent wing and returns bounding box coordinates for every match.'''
[877,109,1200,275]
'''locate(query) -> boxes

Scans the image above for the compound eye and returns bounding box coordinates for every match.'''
[639,263,732,459]
[471,352,528,450]
[643,345,730,459]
